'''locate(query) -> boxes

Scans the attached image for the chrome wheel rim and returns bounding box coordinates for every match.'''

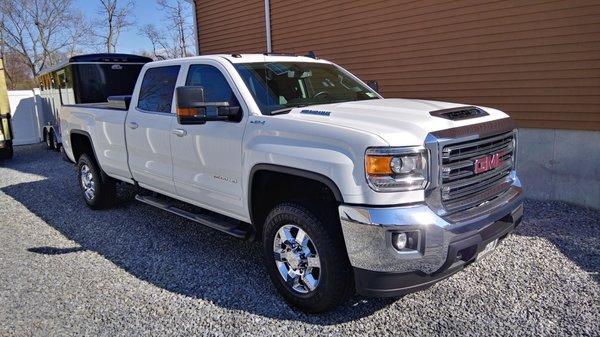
[273,224,321,294]
[80,164,95,200]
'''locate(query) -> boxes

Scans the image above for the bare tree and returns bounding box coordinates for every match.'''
[0,0,87,77]
[94,0,135,53]
[157,0,193,58]
[133,49,155,60]
[67,12,96,56]
[140,0,193,60]
[139,24,169,60]
[1,52,37,90]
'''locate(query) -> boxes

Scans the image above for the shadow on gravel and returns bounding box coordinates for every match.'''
[1,144,394,324]
[513,200,600,283]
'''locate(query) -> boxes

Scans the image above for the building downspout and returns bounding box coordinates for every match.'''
[264,0,272,53]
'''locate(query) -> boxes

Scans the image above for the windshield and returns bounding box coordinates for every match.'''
[234,62,379,115]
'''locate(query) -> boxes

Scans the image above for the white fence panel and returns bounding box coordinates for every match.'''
[7,90,42,145]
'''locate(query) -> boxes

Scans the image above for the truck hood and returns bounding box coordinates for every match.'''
[281,98,510,146]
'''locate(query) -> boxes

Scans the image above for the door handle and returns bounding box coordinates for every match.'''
[172,128,187,137]
[127,122,139,129]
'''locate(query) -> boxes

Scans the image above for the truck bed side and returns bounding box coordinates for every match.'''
[61,104,132,183]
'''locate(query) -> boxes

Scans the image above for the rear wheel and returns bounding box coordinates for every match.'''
[262,202,354,313]
[77,154,116,209]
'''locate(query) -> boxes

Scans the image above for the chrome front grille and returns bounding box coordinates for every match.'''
[440,131,515,213]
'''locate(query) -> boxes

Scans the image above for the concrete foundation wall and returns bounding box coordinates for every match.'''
[517,128,599,209]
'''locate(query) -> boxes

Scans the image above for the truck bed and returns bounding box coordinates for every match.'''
[72,101,127,110]
[61,103,131,180]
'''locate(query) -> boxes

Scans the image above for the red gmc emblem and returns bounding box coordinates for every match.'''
[474,153,503,174]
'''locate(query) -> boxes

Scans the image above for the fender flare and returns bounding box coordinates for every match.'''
[70,130,101,167]
[247,163,344,224]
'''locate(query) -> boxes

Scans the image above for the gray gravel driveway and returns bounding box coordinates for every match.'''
[1,144,599,336]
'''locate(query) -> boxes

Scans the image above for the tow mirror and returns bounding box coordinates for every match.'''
[176,86,242,125]
[176,86,207,125]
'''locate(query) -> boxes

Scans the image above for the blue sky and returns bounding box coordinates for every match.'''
[72,0,195,54]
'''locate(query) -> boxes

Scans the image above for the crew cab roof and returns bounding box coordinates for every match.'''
[146,54,333,67]
[219,54,331,64]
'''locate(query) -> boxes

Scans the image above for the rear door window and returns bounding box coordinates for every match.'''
[137,66,180,113]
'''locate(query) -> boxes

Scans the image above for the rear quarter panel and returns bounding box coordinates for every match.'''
[61,105,132,182]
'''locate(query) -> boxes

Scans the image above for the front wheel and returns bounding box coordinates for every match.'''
[262,202,354,313]
[77,154,116,209]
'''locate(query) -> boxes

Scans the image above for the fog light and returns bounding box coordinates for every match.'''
[392,231,419,251]
[392,232,407,250]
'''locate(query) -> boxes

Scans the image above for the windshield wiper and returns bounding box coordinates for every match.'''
[269,104,308,115]
[268,100,348,116]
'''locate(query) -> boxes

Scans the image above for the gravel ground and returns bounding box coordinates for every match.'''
[0,144,598,337]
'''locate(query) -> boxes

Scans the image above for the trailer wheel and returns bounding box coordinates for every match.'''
[51,132,60,151]
[45,130,53,150]
[77,154,116,209]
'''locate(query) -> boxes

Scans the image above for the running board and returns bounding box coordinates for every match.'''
[135,194,249,239]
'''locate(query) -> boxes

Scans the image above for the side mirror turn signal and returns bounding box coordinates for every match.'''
[176,86,242,125]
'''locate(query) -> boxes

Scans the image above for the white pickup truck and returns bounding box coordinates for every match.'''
[61,54,524,313]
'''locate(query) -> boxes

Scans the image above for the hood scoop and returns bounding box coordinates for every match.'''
[430,106,489,121]
[300,109,332,116]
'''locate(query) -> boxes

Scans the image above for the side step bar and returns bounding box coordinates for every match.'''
[135,194,249,239]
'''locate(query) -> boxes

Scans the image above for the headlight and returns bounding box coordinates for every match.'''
[365,147,428,192]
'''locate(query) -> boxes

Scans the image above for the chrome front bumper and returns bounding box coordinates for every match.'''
[339,182,524,276]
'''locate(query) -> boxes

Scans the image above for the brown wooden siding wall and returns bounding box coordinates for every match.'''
[196,0,266,54]
[194,0,600,130]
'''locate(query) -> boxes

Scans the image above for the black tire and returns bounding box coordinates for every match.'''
[45,130,53,150]
[76,153,116,209]
[0,143,13,160]
[262,202,354,313]
[51,132,60,151]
